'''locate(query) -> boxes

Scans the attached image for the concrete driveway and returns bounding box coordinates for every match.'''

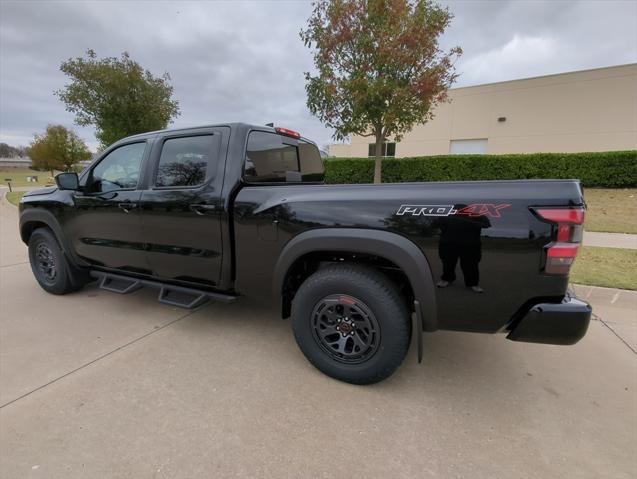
[1,191,636,479]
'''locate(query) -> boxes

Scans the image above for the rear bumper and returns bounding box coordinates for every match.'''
[507,294,592,345]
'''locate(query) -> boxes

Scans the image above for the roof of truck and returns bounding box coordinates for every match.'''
[119,122,316,144]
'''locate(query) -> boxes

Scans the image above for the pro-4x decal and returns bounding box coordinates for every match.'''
[396,203,511,218]
[456,203,511,218]
[396,205,458,217]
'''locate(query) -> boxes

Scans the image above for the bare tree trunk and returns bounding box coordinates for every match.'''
[373,129,384,184]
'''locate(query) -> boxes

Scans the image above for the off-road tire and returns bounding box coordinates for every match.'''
[28,228,88,295]
[291,264,411,384]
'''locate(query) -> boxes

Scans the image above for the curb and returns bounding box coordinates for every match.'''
[1,190,18,208]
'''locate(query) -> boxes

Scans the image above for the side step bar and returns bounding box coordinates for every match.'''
[90,271,237,309]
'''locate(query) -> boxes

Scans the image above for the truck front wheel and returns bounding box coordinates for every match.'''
[28,228,88,295]
[291,264,411,384]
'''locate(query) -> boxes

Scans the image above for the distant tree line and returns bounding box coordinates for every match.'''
[0,143,27,158]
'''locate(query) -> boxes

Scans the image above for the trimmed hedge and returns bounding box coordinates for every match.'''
[324,150,637,187]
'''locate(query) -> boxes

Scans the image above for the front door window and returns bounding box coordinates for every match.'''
[90,142,146,193]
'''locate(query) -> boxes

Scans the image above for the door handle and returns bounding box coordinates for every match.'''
[189,204,218,215]
[118,202,138,213]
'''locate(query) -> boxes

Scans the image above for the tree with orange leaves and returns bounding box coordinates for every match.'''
[302,0,461,183]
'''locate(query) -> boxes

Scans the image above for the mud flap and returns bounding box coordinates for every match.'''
[414,300,424,363]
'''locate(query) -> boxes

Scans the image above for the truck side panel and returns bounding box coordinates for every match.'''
[233,180,582,333]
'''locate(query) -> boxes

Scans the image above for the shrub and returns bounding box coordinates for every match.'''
[324,158,375,184]
[324,150,637,187]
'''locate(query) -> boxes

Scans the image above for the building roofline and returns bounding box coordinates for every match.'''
[451,63,636,91]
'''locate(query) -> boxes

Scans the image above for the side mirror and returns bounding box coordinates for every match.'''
[55,172,79,191]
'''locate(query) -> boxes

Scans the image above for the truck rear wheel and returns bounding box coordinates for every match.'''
[28,228,88,295]
[291,264,411,384]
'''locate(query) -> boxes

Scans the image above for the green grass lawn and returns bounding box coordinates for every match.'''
[5,191,24,206]
[0,168,57,188]
[571,246,637,290]
[584,188,637,234]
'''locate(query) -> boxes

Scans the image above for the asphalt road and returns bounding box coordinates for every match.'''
[1,190,636,479]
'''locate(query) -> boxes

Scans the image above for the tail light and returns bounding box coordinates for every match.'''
[275,127,301,139]
[534,207,585,275]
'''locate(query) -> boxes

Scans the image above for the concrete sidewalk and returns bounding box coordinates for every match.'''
[583,231,637,250]
[572,284,637,352]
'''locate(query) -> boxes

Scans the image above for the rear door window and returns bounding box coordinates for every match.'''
[155,135,216,188]
[244,131,323,183]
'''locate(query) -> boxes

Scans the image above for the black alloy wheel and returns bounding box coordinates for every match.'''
[311,294,380,364]
[292,264,411,385]
[34,242,57,284]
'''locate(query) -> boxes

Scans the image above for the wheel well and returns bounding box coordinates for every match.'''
[20,221,50,244]
[280,251,415,318]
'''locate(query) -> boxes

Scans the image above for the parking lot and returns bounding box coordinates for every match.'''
[1,193,636,479]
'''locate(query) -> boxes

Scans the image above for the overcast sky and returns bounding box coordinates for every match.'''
[1,0,635,151]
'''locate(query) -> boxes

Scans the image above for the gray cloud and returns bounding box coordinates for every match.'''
[447,0,637,85]
[1,0,635,150]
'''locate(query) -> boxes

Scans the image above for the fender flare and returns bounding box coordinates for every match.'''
[19,208,87,268]
[272,228,438,332]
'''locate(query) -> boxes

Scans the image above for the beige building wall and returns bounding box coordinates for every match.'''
[329,64,637,157]
[328,143,353,157]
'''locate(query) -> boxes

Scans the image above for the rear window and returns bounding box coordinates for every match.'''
[244,131,324,183]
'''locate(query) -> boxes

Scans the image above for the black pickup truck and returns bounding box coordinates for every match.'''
[19,123,592,384]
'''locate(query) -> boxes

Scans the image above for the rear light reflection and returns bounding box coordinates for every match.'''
[557,224,571,241]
